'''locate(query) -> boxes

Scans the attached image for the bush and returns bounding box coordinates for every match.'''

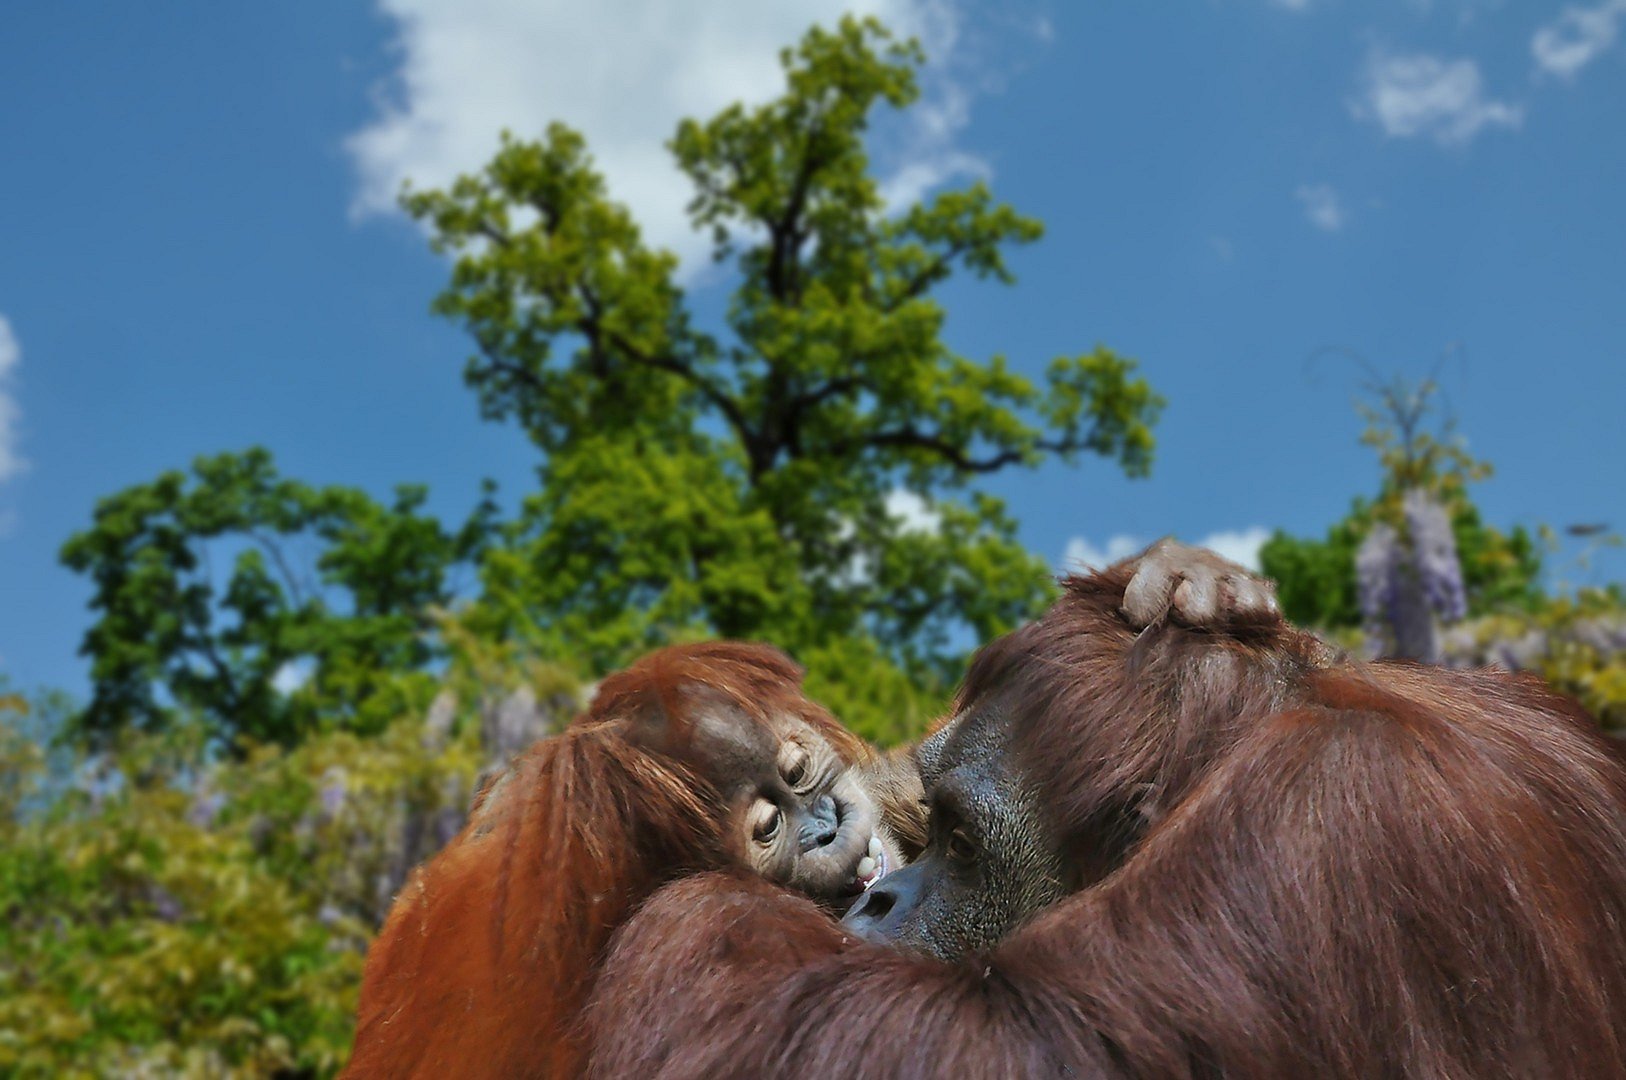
[0,660,574,1076]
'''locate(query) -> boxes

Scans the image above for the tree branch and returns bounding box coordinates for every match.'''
[575,285,758,458]
[475,220,511,249]
[476,338,550,398]
[246,530,311,610]
[881,242,969,313]
[766,119,827,303]
[833,426,1089,474]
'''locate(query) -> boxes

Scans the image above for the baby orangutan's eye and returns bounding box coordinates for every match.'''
[749,799,783,844]
[780,746,810,790]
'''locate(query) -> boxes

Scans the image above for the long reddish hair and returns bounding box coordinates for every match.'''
[346,641,848,1079]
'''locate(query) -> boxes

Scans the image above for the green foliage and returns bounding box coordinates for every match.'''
[1438,587,1626,731]
[403,17,1161,738]
[1258,509,1368,629]
[1261,373,1544,629]
[1262,500,1545,630]
[26,12,1618,1076]
[0,657,522,1076]
[1261,366,1622,730]
[60,448,497,749]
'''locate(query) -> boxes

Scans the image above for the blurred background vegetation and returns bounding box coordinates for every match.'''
[2,17,1619,1077]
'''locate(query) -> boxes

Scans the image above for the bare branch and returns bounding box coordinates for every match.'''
[246,531,312,610]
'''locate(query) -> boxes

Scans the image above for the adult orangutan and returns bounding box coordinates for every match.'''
[585,547,1626,1078]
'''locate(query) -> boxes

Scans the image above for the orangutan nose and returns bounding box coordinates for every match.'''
[842,857,931,942]
[798,793,840,852]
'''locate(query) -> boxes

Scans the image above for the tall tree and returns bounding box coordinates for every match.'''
[407,17,1162,726]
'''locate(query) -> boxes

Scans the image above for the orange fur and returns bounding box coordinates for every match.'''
[344,641,864,1079]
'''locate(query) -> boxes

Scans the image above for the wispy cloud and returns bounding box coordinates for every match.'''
[1295,183,1346,231]
[1268,0,1314,11]
[1352,49,1522,146]
[1533,0,1626,80]
[347,0,986,275]
[1062,527,1272,574]
[0,315,26,484]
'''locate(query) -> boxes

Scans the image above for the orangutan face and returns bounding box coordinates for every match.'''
[681,694,904,904]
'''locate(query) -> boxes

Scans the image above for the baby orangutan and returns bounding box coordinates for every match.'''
[345,640,921,1079]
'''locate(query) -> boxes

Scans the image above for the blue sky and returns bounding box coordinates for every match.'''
[1,0,1622,696]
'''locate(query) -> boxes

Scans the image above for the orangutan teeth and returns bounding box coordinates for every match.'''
[856,856,876,880]
[868,835,883,859]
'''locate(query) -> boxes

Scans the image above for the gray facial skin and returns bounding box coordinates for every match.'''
[682,693,892,902]
[842,698,1070,960]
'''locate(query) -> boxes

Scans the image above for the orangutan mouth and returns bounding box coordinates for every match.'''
[856,835,888,890]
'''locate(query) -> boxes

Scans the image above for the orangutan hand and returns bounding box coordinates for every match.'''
[1119,537,1281,630]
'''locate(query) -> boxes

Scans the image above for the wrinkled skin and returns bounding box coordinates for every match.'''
[347,541,1282,1077]
[845,695,1072,958]
[345,641,901,1079]
[846,538,1286,958]
[676,692,906,902]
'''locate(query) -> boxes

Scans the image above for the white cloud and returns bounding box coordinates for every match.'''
[885,488,942,534]
[1533,0,1626,80]
[878,148,987,214]
[1062,533,1145,573]
[1194,526,1272,571]
[1269,0,1313,11]
[1062,527,1271,574]
[0,315,26,484]
[1353,49,1522,146]
[347,0,984,273]
[1295,183,1346,231]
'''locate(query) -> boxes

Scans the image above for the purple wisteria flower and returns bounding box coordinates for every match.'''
[1356,522,1402,633]
[1357,490,1467,662]
[1403,489,1467,622]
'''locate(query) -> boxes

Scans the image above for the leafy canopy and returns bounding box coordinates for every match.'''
[405,17,1161,724]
